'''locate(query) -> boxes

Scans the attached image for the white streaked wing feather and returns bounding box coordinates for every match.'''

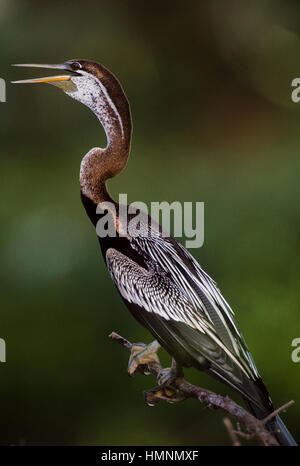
[106,247,256,379]
[131,236,258,379]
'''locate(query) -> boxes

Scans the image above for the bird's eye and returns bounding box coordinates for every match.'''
[71,61,82,71]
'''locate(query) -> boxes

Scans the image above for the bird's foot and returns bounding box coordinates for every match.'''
[157,359,183,387]
[143,386,180,406]
[128,340,161,375]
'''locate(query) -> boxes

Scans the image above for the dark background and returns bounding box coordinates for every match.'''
[0,0,299,445]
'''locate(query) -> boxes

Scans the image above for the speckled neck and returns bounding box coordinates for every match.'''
[75,70,132,205]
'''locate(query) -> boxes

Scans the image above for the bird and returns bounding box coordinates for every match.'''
[13,59,296,446]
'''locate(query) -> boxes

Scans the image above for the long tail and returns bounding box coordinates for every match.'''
[267,415,297,446]
[245,399,297,446]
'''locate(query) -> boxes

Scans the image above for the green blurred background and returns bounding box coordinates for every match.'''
[0,0,299,445]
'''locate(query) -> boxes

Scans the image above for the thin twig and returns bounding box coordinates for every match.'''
[223,418,241,446]
[262,400,294,425]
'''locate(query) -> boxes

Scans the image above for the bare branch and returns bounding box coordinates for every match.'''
[109,332,293,446]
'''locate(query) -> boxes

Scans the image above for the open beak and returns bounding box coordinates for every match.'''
[11,63,80,86]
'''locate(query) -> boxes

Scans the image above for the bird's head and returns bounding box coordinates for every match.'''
[12,59,130,139]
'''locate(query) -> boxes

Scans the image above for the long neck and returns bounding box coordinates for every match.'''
[79,85,132,205]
